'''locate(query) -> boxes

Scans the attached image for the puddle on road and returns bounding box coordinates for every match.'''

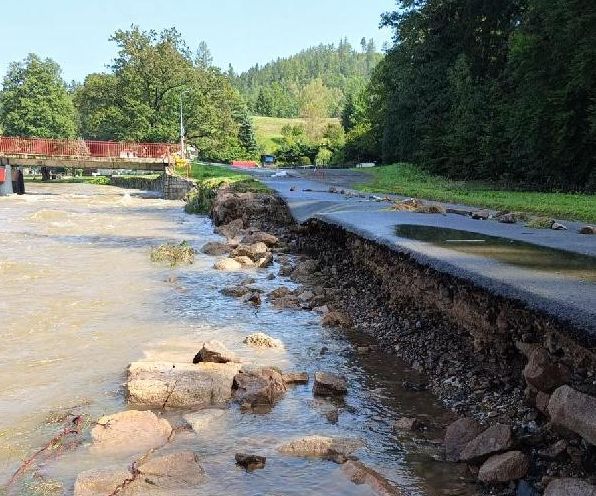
[395,224,596,282]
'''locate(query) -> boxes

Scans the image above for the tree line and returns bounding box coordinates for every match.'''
[344,0,596,191]
[233,39,383,119]
[0,27,258,163]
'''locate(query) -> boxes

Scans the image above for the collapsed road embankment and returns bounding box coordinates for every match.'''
[206,179,596,494]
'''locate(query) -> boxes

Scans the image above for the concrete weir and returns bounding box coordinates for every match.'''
[109,170,196,200]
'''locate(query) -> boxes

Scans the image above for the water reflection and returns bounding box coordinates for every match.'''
[395,224,596,282]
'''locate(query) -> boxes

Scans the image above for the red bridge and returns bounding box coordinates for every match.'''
[0,137,180,171]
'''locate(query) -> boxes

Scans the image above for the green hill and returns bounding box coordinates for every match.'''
[252,115,340,154]
[235,40,382,119]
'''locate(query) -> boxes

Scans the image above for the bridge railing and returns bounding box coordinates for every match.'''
[0,137,180,160]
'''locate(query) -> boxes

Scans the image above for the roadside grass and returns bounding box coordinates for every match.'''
[252,115,339,154]
[179,162,269,214]
[356,163,596,223]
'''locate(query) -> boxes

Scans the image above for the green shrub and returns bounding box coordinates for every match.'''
[87,176,111,185]
[298,156,311,166]
[184,187,215,214]
[316,148,333,166]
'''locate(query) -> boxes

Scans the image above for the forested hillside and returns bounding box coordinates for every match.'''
[347,0,596,191]
[234,39,383,118]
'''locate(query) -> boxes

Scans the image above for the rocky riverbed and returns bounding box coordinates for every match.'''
[2,183,594,496]
[202,186,596,495]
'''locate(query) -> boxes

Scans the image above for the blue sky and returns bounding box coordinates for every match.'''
[1,0,394,83]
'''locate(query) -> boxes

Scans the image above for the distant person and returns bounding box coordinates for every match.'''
[11,167,18,193]
[16,169,25,195]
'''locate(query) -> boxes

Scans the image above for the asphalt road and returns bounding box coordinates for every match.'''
[245,167,596,341]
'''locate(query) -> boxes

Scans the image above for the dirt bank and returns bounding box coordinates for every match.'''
[208,186,596,495]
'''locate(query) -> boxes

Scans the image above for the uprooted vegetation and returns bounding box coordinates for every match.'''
[150,241,195,266]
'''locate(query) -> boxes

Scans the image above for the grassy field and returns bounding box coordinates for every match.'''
[252,115,340,154]
[356,163,596,223]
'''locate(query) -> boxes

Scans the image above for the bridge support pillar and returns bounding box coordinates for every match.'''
[0,160,14,196]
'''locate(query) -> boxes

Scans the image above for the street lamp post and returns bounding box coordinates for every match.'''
[179,90,188,159]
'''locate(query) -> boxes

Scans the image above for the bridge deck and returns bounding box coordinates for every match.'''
[0,137,178,171]
[2,155,169,171]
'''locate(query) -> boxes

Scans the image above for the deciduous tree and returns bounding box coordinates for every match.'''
[0,54,76,138]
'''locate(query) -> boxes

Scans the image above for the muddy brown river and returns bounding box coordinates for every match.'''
[0,183,476,495]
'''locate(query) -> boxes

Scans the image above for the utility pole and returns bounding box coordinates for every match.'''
[179,91,186,159]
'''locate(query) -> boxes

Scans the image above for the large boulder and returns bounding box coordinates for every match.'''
[232,242,269,262]
[183,409,226,433]
[74,451,204,496]
[211,191,291,228]
[544,478,596,496]
[548,385,596,446]
[243,332,283,349]
[278,435,362,458]
[232,367,287,408]
[215,218,244,239]
[137,450,205,489]
[90,410,172,456]
[213,258,242,271]
[477,451,529,483]
[200,241,231,256]
[444,418,483,462]
[342,460,404,496]
[74,467,133,496]
[313,371,347,396]
[241,232,279,247]
[459,424,513,463]
[523,347,570,393]
[193,340,238,364]
[127,361,240,409]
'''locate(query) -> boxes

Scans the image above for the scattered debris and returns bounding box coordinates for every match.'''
[150,241,195,266]
[243,332,283,349]
[235,453,266,471]
[579,225,596,235]
[193,340,239,364]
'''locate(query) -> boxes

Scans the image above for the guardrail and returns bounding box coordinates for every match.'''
[0,137,179,159]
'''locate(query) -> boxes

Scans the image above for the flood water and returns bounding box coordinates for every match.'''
[396,224,596,282]
[0,184,476,495]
